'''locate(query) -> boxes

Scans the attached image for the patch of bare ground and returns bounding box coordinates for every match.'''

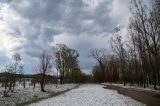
[103,84,160,106]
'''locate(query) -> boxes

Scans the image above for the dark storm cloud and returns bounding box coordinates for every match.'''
[9,0,115,35]
[0,0,130,73]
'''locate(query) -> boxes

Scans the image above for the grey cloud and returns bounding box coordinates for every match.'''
[9,0,115,35]
[10,0,63,21]
[0,0,130,73]
[0,54,10,66]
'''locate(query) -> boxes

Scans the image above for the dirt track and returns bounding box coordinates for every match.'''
[104,84,160,106]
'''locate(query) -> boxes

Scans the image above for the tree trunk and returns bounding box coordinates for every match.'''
[40,74,45,92]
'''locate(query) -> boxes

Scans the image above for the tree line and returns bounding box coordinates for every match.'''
[38,44,91,92]
[91,0,160,90]
[0,44,91,97]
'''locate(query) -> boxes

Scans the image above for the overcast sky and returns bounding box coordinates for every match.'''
[0,0,130,74]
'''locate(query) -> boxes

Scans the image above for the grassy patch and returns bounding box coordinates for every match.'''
[16,85,80,106]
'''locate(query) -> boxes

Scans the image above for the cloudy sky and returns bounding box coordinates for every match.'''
[0,0,130,74]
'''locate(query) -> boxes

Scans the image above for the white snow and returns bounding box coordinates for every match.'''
[29,84,145,106]
[102,83,160,94]
[0,84,77,106]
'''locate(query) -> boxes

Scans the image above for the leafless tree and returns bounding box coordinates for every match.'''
[89,48,106,82]
[39,51,51,92]
[13,53,22,73]
[110,27,126,86]
[10,53,22,92]
[129,0,160,89]
[91,0,160,90]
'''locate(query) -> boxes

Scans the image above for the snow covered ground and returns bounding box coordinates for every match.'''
[102,83,160,94]
[29,84,145,106]
[0,84,77,106]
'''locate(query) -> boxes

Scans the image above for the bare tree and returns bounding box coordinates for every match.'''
[89,48,106,82]
[129,0,160,89]
[18,65,26,88]
[91,0,160,90]
[2,66,14,97]
[39,51,51,92]
[55,44,67,84]
[13,53,22,73]
[10,53,22,92]
[110,27,126,86]
[1,53,22,96]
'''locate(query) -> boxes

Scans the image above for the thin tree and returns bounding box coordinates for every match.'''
[110,27,126,86]
[11,53,22,92]
[13,53,22,73]
[39,51,51,92]
[89,48,106,82]
[129,0,160,89]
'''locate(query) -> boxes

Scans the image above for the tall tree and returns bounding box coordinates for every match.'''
[129,0,160,89]
[111,27,126,86]
[89,48,106,82]
[55,44,68,84]
[11,53,22,92]
[39,51,51,92]
[55,44,80,84]
[13,53,22,73]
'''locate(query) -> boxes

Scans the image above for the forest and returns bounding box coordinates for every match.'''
[91,0,160,90]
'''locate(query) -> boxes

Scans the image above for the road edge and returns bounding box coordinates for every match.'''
[16,84,80,106]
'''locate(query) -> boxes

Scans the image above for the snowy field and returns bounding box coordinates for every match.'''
[0,84,77,106]
[29,84,145,106]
